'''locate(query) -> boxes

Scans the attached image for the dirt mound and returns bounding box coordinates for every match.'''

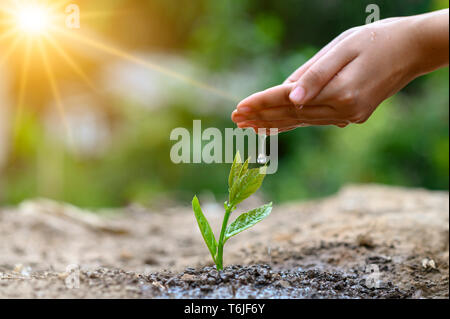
[145,264,411,299]
[0,184,448,298]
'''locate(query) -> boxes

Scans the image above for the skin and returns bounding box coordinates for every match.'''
[232,9,449,134]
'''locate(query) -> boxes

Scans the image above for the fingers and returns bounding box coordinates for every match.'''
[284,27,359,84]
[232,83,338,124]
[303,61,353,106]
[233,109,349,134]
[237,121,299,136]
[234,104,339,123]
[284,55,323,85]
[236,83,295,113]
[277,125,299,133]
[238,118,349,130]
[232,29,363,133]
[235,124,288,136]
[289,42,359,106]
[303,54,361,110]
[235,104,345,129]
[233,84,295,129]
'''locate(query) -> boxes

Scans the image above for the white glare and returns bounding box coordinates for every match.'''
[17,5,50,34]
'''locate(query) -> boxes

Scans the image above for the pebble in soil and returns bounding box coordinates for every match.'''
[142,264,413,299]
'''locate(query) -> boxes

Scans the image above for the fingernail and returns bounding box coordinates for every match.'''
[289,86,306,105]
[237,106,253,113]
[233,114,247,122]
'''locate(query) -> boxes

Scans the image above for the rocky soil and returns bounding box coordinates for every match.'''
[0,184,448,298]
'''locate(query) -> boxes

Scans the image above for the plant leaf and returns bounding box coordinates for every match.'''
[224,203,272,241]
[192,196,217,261]
[228,151,243,190]
[229,166,266,206]
[239,157,250,178]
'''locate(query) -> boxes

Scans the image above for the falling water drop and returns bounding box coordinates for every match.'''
[257,133,268,164]
[257,153,268,164]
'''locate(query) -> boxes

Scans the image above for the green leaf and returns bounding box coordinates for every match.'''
[239,157,250,178]
[192,196,217,261]
[228,151,243,190]
[224,203,272,241]
[229,166,266,206]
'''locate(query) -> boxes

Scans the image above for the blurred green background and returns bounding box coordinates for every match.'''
[0,0,448,208]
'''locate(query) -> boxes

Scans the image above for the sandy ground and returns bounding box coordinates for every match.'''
[0,184,448,298]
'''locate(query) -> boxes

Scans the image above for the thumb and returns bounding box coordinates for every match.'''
[289,46,357,105]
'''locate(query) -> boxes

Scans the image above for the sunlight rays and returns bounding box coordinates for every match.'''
[52,26,240,103]
[1,0,239,148]
[43,33,97,92]
[0,34,22,66]
[0,3,16,16]
[0,28,18,43]
[37,38,74,149]
[13,36,32,140]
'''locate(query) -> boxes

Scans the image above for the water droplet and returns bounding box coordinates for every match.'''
[257,153,268,164]
[257,133,268,164]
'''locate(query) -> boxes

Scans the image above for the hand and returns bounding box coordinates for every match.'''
[231,10,449,133]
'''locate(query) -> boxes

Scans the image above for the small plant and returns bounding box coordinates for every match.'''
[192,152,272,271]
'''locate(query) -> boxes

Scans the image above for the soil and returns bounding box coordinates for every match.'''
[0,184,448,299]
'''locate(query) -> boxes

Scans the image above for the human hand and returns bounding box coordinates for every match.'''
[232,10,449,133]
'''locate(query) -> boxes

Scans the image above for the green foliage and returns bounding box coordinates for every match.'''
[228,151,245,190]
[0,0,447,208]
[229,166,266,207]
[192,196,217,262]
[192,153,272,270]
[224,203,272,242]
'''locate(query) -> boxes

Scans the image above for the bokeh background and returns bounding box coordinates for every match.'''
[0,0,448,208]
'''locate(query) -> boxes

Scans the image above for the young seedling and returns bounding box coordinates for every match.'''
[192,152,272,271]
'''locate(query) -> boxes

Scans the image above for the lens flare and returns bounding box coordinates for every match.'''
[16,4,50,35]
[0,0,239,148]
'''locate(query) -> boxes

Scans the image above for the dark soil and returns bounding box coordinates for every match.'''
[1,264,411,299]
[0,185,448,299]
[145,264,411,299]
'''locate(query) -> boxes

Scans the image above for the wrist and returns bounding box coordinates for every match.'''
[407,9,449,77]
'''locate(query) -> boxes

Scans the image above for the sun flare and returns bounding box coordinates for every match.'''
[0,0,237,146]
[15,4,51,35]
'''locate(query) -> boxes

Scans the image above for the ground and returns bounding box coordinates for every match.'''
[0,184,448,298]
